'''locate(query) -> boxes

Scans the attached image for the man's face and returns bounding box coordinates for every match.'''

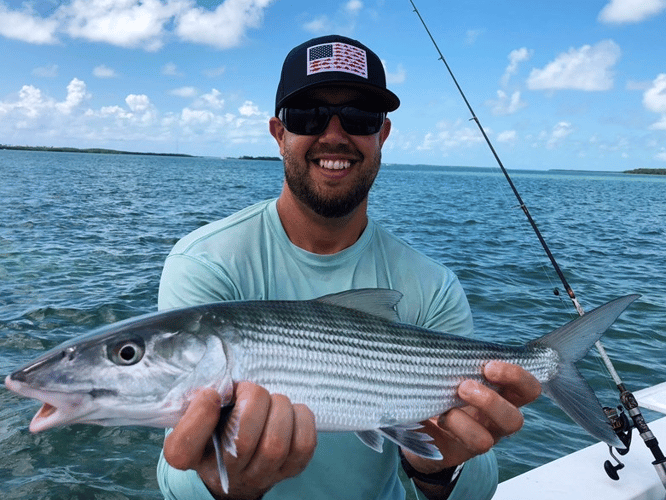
[269,87,391,219]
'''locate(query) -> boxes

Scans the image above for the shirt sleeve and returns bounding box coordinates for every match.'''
[158,253,237,311]
[157,440,216,500]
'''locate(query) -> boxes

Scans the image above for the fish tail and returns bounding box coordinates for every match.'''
[530,294,640,448]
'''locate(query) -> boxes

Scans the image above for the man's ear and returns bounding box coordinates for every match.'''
[379,117,391,147]
[269,117,286,156]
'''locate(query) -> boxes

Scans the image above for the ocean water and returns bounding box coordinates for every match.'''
[1,149,664,498]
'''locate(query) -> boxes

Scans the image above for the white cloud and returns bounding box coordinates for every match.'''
[0,3,59,44]
[59,0,184,51]
[655,148,666,161]
[56,78,90,114]
[0,0,274,51]
[170,86,199,98]
[527,40,621,91]
[417,120,484,152]
[239,101,261,116]
[32,64,59,78]
[643,73,666,113]
[303,0,362,35]
[346,0,363,14]
[0,78,90,118]
[175,0,274,49]
[465,29,482,45]
[203,66,226,78]
[303,16,330,33]
[126,94,151,113]
[501,47,532,87]
[488,90,527,116]
[0,78,273,154]
[384,62,406,85]
[598,0,666,24]
[546,122,574,149]
[497,130,517,143]
[162,62,182,76]
[93,64,118,78]
[643,73,666,129]
[195,89,225,109]
[181,107,215,125]
[14,85,48,118]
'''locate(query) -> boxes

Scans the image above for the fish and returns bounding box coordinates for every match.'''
[5,289,639,493]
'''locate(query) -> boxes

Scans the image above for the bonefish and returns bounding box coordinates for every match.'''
[5,289,638,492]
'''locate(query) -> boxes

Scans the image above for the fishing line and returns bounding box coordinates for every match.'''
[407,0,666,488]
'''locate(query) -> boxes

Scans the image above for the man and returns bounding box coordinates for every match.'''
[157,34,541,500]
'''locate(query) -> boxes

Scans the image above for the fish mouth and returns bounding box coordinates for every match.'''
[5,374,91,433]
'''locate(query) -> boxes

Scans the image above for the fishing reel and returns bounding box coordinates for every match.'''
[603,405,633,480]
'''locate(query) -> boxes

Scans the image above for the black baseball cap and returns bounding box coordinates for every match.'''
[275,34,400,116]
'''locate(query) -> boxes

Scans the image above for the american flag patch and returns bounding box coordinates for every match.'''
[307,42,368,79]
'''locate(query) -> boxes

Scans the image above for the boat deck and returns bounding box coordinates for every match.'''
[495,384,666,500]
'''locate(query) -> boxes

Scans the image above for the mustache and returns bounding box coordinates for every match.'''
[306,145,363,161]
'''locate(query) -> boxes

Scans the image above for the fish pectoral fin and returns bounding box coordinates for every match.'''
[355,430,385,452]
[210,402,239,494]
[379,424,443,460]
[212,431,230,494]
[218,403,240,457]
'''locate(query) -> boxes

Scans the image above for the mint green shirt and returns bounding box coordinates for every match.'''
[157,199,498,500]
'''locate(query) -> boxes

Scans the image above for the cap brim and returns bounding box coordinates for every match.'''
[276,81,400,115]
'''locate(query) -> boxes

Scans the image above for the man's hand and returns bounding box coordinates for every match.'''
[163,382,317,500]
[403,361,542,496]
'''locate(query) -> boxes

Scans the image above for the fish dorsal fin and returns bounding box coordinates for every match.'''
[315,289,402,322]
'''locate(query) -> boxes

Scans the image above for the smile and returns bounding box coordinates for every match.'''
[319,159,352,170]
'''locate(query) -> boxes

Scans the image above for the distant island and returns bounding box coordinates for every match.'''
[237,155,282,161]
[0,144,194,158]
[624,168,666,175]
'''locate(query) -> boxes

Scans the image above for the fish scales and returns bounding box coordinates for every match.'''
[216,299,560,430]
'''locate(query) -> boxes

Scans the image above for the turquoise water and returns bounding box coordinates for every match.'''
[1,150,664,498]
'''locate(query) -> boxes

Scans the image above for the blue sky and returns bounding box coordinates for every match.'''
[0,0,665,170]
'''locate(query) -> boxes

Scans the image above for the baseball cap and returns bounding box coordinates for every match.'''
[275,34,400,116]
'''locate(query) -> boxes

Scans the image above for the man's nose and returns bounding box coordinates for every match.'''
[318,114,350,143]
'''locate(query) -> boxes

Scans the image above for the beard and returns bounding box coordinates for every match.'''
[283,145,382,219]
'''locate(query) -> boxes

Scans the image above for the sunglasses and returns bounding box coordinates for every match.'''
[279,105,386,136]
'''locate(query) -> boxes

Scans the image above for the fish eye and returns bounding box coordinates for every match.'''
[108,338,145,366]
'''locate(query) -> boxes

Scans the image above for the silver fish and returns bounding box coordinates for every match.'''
[5,289,638,492]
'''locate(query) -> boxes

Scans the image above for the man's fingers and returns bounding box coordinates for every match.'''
[484,361,542,407]
[163,388,222,471]
[244,393,295,478]
[436,406,496,455]
[457,379,525,439]
[232,381,272,470]
[280,403,317,478]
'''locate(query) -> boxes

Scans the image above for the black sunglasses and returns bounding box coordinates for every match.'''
[279,105,386,136]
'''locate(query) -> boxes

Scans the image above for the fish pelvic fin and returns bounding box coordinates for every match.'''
[531,294,640,448]
[355,424,443,460]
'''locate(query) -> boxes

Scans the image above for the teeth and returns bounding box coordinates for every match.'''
[319,159,351,170]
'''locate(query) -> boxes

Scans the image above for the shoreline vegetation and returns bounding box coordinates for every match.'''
[1,145,664,173]
[237,155,282,161]
[624,168,666,175]
[0,144,194,157]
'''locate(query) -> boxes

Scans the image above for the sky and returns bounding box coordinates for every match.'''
[0,0,665,171]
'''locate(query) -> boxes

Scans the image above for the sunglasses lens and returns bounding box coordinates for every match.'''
[339,107,385,135]
[282,106,384,136]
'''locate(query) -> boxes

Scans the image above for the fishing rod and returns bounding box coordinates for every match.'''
[408,0,666,488]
